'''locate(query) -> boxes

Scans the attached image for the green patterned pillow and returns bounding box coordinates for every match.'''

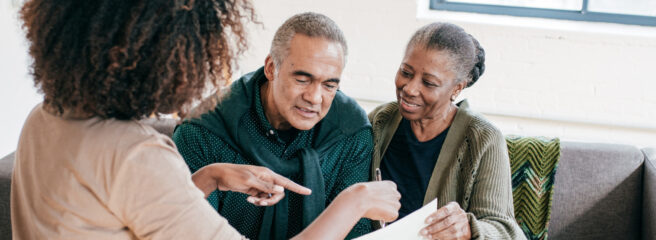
[505,136,560,240]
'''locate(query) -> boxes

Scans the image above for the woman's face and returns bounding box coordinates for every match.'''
[395,46,464,121]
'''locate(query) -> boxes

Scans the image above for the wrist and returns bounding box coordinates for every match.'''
[209,163,227,190]
[342,183,369,217]
[192,164,223,197]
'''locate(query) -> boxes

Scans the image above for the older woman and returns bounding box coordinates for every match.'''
[368,23,525,240]
[11,0,400,239]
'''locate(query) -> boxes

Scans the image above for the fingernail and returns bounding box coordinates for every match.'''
[420,229,427,236]
[260,201,267,206]
[425,217,433,223]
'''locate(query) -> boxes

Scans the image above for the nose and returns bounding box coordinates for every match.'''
[303,82,322,106]
[402,76,421,97]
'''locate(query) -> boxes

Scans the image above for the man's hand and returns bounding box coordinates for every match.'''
[420,202,471,240]
[191,163,311,206]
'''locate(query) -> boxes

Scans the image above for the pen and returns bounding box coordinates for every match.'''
[375,168,386,228]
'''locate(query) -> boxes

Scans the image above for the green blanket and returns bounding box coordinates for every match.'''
[506,136,560,240]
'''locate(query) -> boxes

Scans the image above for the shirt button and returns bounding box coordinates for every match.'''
[269,130,275,135]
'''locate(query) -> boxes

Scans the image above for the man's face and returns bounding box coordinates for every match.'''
[263,34,345,131]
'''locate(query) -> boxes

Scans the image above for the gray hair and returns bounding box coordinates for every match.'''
[406,22,485,87]
[270,12,348,69]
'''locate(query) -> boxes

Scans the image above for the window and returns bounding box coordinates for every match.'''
[430,0,656,26]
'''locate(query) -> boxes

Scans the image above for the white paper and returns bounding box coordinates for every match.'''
[354,198,437,240]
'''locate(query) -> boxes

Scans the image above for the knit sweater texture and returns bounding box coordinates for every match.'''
[368,100,526,240]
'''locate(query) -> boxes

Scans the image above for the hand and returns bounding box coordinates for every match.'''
[420,202,471,240]
[347,181,402,222]
[191,163,311,206]
[290,181,401,240]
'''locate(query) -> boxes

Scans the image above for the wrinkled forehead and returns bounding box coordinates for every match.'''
[277,35,345,79]
[286,35,346,64]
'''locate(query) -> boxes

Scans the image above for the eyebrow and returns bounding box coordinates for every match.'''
[324,78,340,84]
[293,70,340,84]
[423,72,443,85]
[403,63,442,83]
[292,70,314,79]
[402,63,414,71]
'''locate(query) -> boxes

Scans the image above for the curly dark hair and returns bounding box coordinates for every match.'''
[20,0,255,120]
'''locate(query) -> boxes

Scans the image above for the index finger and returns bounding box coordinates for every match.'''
[270,172,312,195]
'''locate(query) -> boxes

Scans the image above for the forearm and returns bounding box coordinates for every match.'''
[292,189,365,240]
[468,213,526,240]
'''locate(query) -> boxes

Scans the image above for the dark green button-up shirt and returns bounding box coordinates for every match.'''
[173,73,373,239]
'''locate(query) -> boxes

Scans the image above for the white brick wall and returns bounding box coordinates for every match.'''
[237,0,656,148]
[2,0,655,157]
[1,2,42,157]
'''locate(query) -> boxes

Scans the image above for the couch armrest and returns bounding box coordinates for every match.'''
[644,148,656,240]
[0,152,15,239]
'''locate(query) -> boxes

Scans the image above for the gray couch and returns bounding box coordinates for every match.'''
[1,119,654,239]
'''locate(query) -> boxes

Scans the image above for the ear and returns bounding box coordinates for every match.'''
[264,55,276,81]
[452,80,467,99]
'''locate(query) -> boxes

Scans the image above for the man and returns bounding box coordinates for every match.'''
[173,12,373,239]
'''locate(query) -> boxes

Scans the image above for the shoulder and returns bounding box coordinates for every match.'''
[345,126,374,147]
[469,113,503,140]
[79,119,183,173]
[458,107,505,151]
[173,122,209,141]
[331,91,369,121]
[114,119,179,153]
[368,102,398,127]
[322,91,370,135]
[367,102,398,141]
[171,121,224,152]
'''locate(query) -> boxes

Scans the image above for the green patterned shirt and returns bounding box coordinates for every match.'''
[173,76,373,239]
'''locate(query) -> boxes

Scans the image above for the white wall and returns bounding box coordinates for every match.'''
[2,0,655,157]
[1,1,41,157]
[237,0,656,148]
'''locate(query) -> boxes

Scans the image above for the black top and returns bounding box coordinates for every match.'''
[380,118,449,219]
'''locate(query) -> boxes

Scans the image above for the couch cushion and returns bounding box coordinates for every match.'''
[548,142,643,240]
[506,136,560,240]
[0,152,15,239]
[643,147,656,240]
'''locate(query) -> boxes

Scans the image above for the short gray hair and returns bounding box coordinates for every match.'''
[406,22,485,88]
[270,12,348,69]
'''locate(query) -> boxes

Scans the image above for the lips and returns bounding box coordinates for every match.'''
[399,98,422,112]
[295,106,318,118]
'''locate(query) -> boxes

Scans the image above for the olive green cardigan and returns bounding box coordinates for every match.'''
[368,100,526,240]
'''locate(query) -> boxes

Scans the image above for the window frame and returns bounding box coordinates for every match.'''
[430,0,656,27]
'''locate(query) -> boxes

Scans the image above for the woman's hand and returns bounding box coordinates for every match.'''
[191,163,311,206]
[420,202,471,240]
[291,181,401,240]
[349,181,402,222]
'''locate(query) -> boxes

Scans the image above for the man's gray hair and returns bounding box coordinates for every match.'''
[270,12,348,69]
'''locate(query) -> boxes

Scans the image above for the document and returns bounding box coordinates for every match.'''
[354,198,437,240]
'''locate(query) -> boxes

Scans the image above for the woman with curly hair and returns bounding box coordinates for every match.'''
[11,1,400,239]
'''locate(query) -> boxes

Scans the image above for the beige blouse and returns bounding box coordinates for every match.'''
[11,104,244,240]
